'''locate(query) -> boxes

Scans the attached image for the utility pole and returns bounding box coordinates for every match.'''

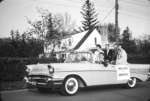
[115,0,119,42]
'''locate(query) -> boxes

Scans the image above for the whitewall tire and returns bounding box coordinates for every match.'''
[127,77,137,88]
[62,77,79,95]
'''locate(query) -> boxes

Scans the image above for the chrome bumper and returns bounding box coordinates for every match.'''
[24,77,63,88]
[148,73,150,78]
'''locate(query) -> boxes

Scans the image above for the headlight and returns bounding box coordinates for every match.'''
[48,65,54,74]
[24,76,29,82]
[26,68,30,75]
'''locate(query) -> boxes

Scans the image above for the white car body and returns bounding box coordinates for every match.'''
[25,61,149,95]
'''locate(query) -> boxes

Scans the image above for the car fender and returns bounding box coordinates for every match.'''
[130,73,148,82]
[63,74,87,87]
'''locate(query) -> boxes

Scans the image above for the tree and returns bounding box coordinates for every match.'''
[0,0,3,3]
[138,35,150,55]
[10,30,21,41]
[27,9,76,54]
[122,27,132,42]
[81,0,99,31]
[96,23,119,42]
[121,27,136,54]
[107,23,116,42]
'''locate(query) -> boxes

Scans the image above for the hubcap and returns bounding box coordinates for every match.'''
[67,80,76,91]
[128,78,136,88]
[65,78,78,95]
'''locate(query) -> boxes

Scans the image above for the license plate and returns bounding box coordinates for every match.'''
[37,82,47,85]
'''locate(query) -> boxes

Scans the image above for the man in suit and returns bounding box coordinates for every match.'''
[103,44,114,63]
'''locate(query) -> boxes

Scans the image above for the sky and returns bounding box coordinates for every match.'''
[0,0,150,38]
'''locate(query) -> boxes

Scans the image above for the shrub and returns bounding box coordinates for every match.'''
[0,57,58,81]
[0,58,26,81]
[128,55,150,64]
[0,58,38,81]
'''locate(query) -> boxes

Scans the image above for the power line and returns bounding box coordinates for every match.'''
[32,0,80,8]
[65,0,81,4]
[119,11,150,21]
[118,6,149,18]
[101,7,115,23]
[119,7,150,18]
[119,1,150,17]
[121,0,147,4]
[120,0,150,8]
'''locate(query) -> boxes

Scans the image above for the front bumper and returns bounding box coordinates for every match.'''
[24,77,63,88]
[148,73,150,80]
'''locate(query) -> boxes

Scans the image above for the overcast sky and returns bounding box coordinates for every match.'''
[0,0,150,38]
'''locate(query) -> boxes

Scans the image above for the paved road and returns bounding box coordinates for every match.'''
[1,81,150,101]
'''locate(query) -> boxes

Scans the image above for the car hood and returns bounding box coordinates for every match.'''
[27,63,50,76]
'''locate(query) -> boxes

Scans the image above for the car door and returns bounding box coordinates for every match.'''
[79,63,115,86]
[84,63,129,86]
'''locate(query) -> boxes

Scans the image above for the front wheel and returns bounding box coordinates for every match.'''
[127,77,137,88]
[61,77,79,95]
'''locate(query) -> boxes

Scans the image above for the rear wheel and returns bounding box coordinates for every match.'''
[61,77,79,95]
[127,77,137,88]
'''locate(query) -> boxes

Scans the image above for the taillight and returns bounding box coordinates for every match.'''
[48,65,54,74]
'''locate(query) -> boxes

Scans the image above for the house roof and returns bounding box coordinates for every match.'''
[73,29,94,50]
[60,28,107,52]
[68,30,88,49]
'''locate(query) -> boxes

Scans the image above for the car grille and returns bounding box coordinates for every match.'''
[31,78,47,83]
[28,75,51,83]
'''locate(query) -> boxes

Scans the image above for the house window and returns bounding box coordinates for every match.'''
[94,37,97,45]
[68,39,72,46]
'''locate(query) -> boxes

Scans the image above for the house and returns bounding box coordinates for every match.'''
[60,29,108,52]
[43,28,109,60]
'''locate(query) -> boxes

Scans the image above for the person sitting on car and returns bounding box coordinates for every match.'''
[110,44,119,64]
[116,45,127,65]
[103,44,114,63]
[93,44,104,64]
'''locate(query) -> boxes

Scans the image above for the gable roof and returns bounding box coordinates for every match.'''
[73,29,98,50]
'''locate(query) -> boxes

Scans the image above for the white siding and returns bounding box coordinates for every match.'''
[70,30,88,49]
[76,29,102,51]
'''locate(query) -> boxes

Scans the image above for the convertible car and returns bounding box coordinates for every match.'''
[25,52,150,95]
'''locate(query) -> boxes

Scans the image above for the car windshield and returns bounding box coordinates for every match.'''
[64,52,92,63]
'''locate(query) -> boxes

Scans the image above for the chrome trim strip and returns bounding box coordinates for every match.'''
[54,82,63,85]
[56,70,116,73]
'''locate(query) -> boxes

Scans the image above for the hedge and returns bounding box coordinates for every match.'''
[0,57,59,81]
[0,55,149,82]
[128,55,150,64]
[0,58,27,81]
